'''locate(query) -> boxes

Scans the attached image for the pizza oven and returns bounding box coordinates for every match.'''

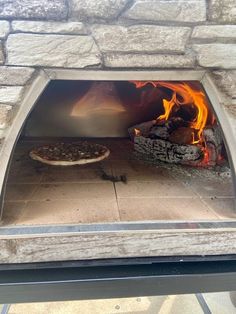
[1,75,235,228]
[0,0,236,264]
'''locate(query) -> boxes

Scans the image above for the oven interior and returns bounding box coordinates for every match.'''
[2,80,235,226]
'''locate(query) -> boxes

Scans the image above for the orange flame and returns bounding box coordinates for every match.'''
[131,81,210,144]
[158,93,176,121]
[134,128,141,136]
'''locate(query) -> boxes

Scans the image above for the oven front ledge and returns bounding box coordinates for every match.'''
[1,221,236,264]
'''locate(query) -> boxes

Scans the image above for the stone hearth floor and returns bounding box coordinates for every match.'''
[2,138,235,226]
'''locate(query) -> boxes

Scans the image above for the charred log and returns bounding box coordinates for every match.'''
[169,127,195,145]
[129,117,223,167]
[165,116,188,131]
[203,126,222,166]
[128,120,155,139]
[149,124,169,140]
[134,136,203,164]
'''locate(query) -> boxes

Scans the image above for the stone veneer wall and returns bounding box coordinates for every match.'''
[0,0,235,144]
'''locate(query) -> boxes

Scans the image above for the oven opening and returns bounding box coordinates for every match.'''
[2,80,235,226]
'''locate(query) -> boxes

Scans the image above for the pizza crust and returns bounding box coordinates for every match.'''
[29,142,110,166]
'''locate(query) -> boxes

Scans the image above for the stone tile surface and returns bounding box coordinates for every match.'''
[0,66,35,86]
[192,25,236,39]
[115,180,197,198]
[202,198,236,219]
[212,70,236,99]
[209,0,236,23]
[0,104,13,129]
[124,0,206,22]
[193,44,236,69]
[0,20,9,39]
[111,159,175,181]
[69,0,128,20]
[7,161,43,184]
[92,25,191,53]
[186,179,234,197]
[31,182,116,201]
[118,197,218,221]
[0,0,68,20]
[2,139,234,225]
[41,162,112,183]
[0,42,3,64]
[19,199,120,225]
[7,34,101,68]
[1,201,26,225]
[0,86,24,104]
[12,21,87,35]
[104,53,195,68]
[5,184,37,201]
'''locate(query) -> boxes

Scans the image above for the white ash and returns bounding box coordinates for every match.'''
[133,151,231,182]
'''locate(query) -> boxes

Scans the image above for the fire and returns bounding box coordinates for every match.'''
[201,143,210,166]
[158,93,176,121]
[131,81,210,144]
[134,128,141,136]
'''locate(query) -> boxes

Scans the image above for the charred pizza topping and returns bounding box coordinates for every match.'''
[30,142,109,162]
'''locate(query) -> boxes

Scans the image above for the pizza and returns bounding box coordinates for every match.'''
[29,142,110,166]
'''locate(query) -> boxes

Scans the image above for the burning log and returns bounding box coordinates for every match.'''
[134,136,203,164]
[128,120,155,139]
[149,125,170,140]
[129,121,202,164]
[169,127,195,145]
[129,120,223,166]
[149,117,188,140]
[149,124,169,140]
[165,117,188,131]
[202,126,222,166]
[129,81,223,167]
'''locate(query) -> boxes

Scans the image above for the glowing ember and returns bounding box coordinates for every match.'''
[200,144,210,166]
[131,81,212,145]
